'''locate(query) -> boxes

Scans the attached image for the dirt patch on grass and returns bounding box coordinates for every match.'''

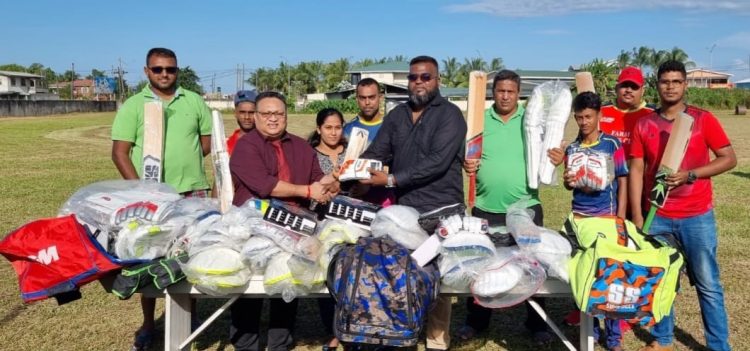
[45,125,112,147]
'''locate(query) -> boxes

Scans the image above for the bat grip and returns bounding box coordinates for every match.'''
[468,174,476,208]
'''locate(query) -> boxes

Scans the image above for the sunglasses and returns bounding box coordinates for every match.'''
[149,66,178,74]
[407,73,433,82]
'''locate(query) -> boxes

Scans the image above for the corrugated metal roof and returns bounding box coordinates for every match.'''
[0,70,43,78]
[348,61,410,73]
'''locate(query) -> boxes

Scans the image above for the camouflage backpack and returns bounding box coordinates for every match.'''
[327,236,440,347]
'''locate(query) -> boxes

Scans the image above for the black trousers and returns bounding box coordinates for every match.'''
[464,204,549,333]
[230,297,299,351]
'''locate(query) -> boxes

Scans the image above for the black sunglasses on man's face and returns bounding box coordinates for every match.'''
[407,73,433,82]
[149,66,178,74]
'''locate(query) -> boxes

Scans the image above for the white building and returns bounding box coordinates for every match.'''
[0,71,50,100]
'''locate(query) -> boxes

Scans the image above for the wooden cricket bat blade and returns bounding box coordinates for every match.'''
[343,127,369,163]
[575,72,595,93]
[465,71,487,208]
[142,101,164,182]
[211,110,234,213]
[659,112,694,174]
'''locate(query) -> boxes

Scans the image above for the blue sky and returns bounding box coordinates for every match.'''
[2,0,749,92]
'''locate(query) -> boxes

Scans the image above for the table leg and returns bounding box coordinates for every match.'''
[165,293,191,351]
[579,311,595,351]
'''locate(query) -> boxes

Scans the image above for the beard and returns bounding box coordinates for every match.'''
[408,86,439,108]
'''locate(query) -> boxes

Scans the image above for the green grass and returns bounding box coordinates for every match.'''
[0,111,747,350]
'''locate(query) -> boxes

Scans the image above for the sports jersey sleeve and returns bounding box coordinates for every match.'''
[628,119,646,159]
[613,143,628,177]
[702,112,731,152]
[111,99,139,142]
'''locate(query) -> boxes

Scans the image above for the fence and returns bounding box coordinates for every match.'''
[0,100,117,117]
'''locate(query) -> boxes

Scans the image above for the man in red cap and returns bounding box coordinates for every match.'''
[598,66,655,156]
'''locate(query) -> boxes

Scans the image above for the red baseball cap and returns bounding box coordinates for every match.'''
[617,66,644,87]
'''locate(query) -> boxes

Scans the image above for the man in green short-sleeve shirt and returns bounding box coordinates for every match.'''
[110,47,211,351]
[460,70,551,345]
[111,48,211,194]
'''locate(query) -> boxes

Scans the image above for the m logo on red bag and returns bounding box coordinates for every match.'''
[28,246,59,265]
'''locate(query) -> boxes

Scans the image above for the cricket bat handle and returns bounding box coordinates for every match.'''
[468,173,476,208]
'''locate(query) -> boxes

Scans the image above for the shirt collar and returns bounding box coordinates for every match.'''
[142,84,184,102]
[488,103,525,123]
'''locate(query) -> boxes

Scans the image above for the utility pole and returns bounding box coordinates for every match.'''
[707,44,716,70]
[211,73,216,94]
[70,63,75,100]
[242,64,245,90]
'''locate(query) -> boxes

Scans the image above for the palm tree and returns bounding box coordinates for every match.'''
[616,50,632,70]
[462,57,488,72]
[441,57,461,87]
[631,46,654,70]
[489,57,504,72]
[664,47,697,69]
[580,58,618,96]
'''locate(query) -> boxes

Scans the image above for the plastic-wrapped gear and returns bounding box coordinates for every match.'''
[249,218,321,260]
[181,246,251,296]
[566,149,615,191]
[471,248,547,308]
[506,199,572,282]
[114,221,176,260]
[316,219,370,273]
[263,252,308,302]
[240,236,282,274]
[287,254,324,289]
[370,205,428,250]
[439,232,496,289]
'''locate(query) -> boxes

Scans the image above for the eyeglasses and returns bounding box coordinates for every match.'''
[658,79,684,86]
[407,73,434,82]
[149,66,178,74]
[256,111,286,119]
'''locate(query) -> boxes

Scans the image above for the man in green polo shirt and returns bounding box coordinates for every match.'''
[111,47,211,351]
[459,70,552,345]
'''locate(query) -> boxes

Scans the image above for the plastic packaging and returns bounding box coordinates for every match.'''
[370,205,428,250]
[566,149,615,191]
[471,248,547,308]
[114,222,176,260]
[240,236,282,274]
[506,199,572,282]
[264,252,308,302]
[316,219,370,272]
[439,232,496,289]
[287,254,324,289]
[181,246,251,296]
[249,218,321,260]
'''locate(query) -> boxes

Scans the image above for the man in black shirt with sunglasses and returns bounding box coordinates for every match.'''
[361,55,466,351]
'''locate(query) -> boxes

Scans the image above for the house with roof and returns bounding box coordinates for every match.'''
[305,61,577,112]
[686,69,732,89]
[0,71,50,100]
[48,79,115,100]
[736,78,750,90]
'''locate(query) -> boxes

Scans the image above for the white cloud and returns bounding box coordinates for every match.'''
[732,58,746,67]
[443,0,750,17]
[717,32,750,50]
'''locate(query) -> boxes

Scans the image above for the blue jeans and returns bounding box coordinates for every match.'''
[647,210,731,351]
[593,318,622,348]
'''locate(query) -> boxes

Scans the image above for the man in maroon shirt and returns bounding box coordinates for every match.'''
[228,91,337,351]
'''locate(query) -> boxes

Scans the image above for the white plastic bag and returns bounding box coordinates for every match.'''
[471,248,547,308]
[370,205,428,250]
[240,236,282,274]
[181,246,251,296]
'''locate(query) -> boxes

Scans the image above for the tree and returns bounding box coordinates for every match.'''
[580,58,618,97]
[177,66,203,94]
[86,69,106,79]
[616,50,632,69]
[441,57,462,87]
[631,46,654,70]
[0,64,27,72]
[59,70,79,82]
[489,57,504,72]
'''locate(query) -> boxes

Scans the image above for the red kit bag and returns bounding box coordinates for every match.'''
[0,215,122,303]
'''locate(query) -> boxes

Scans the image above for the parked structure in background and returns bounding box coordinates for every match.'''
[0,71,54,100]
[49,79,116,101]
[686,69,733,89]
[735,78,750,90]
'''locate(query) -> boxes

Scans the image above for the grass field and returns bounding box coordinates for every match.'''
[0,111,747,351]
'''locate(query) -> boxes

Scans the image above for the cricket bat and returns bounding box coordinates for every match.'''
[642,112,694,233]
[339,126,371,180]
[211,110,234,213]
[575,72,595,93]
[465,71,487,209]
[142,101,164,182]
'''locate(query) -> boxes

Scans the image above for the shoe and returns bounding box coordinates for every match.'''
[130,328,154,351]
[532,330,553,345]
[638,341,674,351]
[321,346,338,351]
[455,325,477,341]
[608,346,624,351]
[563,309,581,326]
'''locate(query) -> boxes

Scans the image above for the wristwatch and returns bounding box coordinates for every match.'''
[686,171,697,184]
[386,174,396,188]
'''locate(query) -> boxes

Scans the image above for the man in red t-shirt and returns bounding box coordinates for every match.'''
[226,89,257,155]
[599,66,654,157]
[629,60,736,351]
